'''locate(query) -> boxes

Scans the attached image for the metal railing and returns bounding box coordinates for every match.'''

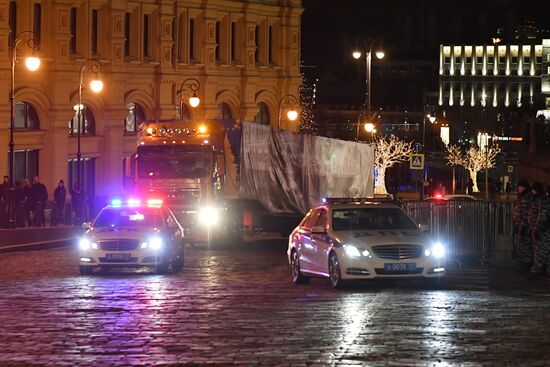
[401,200,514,265]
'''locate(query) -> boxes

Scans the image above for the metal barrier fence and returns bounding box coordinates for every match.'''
[401,200,514,265]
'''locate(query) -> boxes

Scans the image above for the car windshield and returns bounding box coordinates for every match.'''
[93,208,162,228]
[332,208,418,231]
[138,153,210,179]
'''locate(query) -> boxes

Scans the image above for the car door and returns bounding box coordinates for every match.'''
[296,209,320,273]
[310,208,331,274]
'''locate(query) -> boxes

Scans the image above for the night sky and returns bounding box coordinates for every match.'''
[301,0,550,106]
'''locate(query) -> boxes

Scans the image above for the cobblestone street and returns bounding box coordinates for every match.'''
[1,241,550,366]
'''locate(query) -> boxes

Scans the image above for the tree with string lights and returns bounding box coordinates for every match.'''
[373,136,414,195]
[298,72,317,135]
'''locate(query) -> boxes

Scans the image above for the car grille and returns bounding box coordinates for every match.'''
[371,245,423,260]
[99,239,140,251]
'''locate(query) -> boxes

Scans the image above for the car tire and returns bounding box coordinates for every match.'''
[171,246,185,272]
[79,265,94,275]
[328,252,346,289]
[290,250,310,284]
[424,277,444,289]
[155,258,169,274]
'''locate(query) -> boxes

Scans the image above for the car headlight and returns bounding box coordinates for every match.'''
[79,238,91,250]
[432,242,445,258]
[150,237,162,250]
[343,244,361,257]
[139,241,148,250]
[198,207,220,226]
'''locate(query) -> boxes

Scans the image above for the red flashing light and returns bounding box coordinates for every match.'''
[435,193,443,199]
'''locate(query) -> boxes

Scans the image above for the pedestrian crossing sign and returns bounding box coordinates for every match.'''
[410,153,424,170]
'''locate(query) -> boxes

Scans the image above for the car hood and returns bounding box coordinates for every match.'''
[85,227,158,241]
[333,229,429,247]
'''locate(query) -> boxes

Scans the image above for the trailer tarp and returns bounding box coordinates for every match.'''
[239,122,375,214]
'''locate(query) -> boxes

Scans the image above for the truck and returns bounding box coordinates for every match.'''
[123,119,375,246]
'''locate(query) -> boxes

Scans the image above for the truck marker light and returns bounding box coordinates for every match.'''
[198,125,207,134]
[203,140,209,144]
[146,127,153,135]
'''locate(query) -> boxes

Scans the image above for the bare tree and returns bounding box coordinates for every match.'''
[446,145,465,194]
[374,136,414,195]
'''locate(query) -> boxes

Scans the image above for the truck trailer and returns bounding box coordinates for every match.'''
[123,119,375,246]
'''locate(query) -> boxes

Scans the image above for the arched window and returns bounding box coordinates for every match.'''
[69,105,95,136]
[125,103,145,134]
[254,102,270,125]
[219,102,233,120]
[14,102,39,129]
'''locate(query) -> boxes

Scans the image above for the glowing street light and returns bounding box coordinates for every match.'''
[24,55,41,71]
[278,94,299,129]
[364,122,375,133]
[178,78,201,115]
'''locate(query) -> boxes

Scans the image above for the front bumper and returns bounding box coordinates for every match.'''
[79,248,165,268]
[339,254,445,280]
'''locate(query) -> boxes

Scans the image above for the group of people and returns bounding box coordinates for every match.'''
[513,180,550,278]
[0,176,85,228]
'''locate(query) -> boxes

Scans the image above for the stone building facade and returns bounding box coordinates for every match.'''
[0,0,302,199]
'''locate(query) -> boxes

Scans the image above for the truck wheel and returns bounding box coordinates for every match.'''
[171,246,185,272]
[290,250,310,284]
[79,265,94,275]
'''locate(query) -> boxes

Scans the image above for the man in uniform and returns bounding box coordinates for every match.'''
[529,182,548,277]
[513,180,533,268]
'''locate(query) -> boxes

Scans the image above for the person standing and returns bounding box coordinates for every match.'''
[512,180,533,268]
[14,181,27,227]
[529,182,547,277]
[28,176,48,227]
[0,176,10,228]
[53,180,67,226]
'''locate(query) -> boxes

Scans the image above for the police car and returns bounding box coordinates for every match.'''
[78,198,185,275]
[287,199,445,288]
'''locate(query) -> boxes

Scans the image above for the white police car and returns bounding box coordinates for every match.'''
[78,199,185,275]
[287,199,445,288]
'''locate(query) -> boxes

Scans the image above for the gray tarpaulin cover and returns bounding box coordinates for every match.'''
[239,122,374,214]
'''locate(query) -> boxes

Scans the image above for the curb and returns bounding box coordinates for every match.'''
[0,237,77,253]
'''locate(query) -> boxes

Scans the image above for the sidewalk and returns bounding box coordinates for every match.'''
[0,226,81,253]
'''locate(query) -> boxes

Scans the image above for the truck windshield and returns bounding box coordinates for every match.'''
[94,208,162,228]
[138,153,210,179]
[332,208,418,231]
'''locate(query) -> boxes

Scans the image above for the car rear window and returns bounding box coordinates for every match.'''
[332,208,417,231]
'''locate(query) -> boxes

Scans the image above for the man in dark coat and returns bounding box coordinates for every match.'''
[513,179,533,267]
[53,180,67,226]
[28,175,48,227]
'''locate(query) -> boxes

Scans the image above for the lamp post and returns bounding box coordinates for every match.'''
[352,38,384,141]
[177,78,201,118]
[75,59,103,222]
[277,94,299,130]
[421,110,436,199]
[8,31,41,227]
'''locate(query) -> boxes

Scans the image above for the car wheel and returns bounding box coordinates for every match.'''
[171,246,185,272]
[290,250,310,284]
[424,277,444,289]
[328,252,346,289]
[79,265,94,275]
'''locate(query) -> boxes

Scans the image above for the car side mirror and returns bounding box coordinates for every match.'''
[418,224,430,232]
[81,222,92,229]
[311,226,327,234]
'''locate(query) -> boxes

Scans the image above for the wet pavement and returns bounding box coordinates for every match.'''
[0,241,550,366]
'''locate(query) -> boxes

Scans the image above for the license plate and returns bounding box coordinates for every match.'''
[384,263,416,272]
[106,253,132,261]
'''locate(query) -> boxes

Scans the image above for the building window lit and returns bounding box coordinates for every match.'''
[15,102,40,130]
[70,7,77,53]
[69,105,95,136]
[125,103,145,134]
[254,102,270,125]
[8,1,16,48]
[13,150,39,182]
[33,3,41,49]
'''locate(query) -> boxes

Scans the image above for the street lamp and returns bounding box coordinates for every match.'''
[8,31,41,227]
[75,59,103,221]
[278,94,299,130]
[352,38,385,140]
[178,78,201,118]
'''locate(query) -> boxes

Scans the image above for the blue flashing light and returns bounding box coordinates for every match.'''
[321,197,327,203]
[111,199,122,207]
